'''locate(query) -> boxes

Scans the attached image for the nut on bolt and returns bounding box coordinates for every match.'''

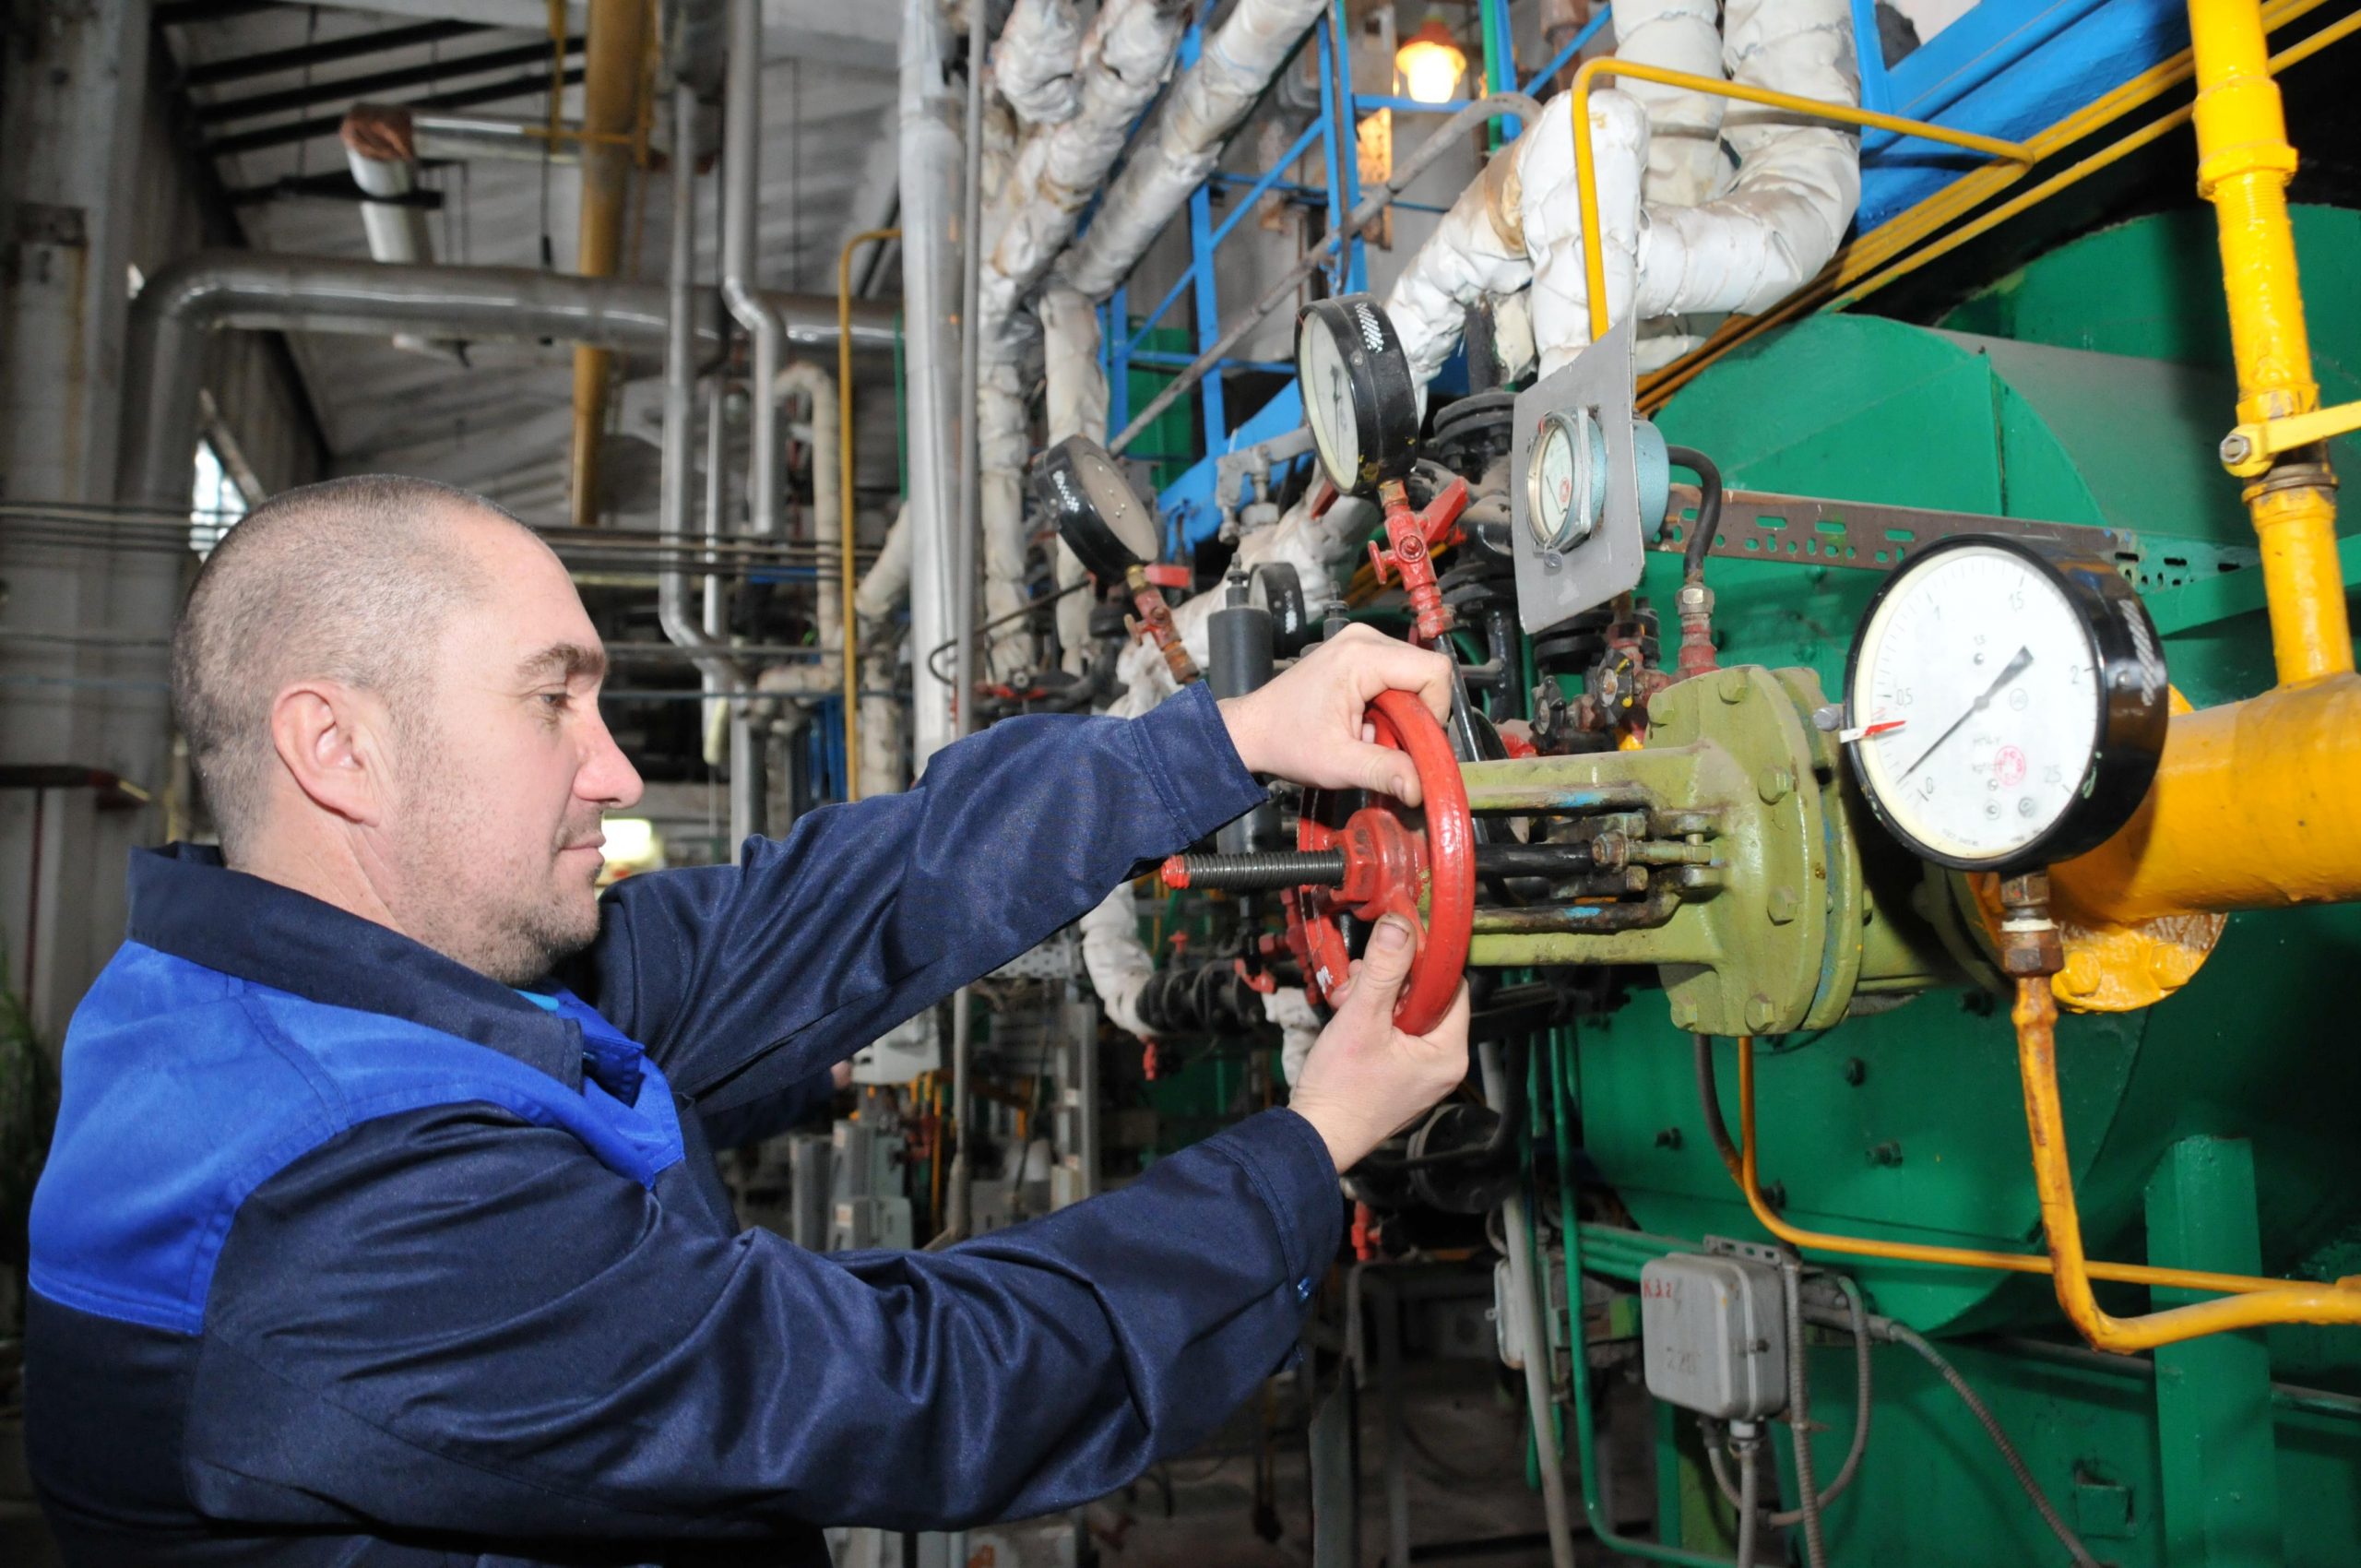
[1745,993,1780,1032]
[2219,431,2254,467]
[1997,869,2064,978]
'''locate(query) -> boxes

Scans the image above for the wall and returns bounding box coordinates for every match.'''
[0,0,323,1044]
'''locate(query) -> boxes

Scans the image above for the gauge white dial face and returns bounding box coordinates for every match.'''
[1530,413,1579,546]
[1299,316,1359,487]
[1848,543,2104,865]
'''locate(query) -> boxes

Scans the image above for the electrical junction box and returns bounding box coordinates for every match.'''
[1639,1253,1788,1420]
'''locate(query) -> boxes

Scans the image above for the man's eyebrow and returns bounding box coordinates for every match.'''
[516,642,608,683]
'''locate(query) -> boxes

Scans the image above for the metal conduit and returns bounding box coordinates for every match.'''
[658,83,738,691]
[123,251,894,511]
[722,0,787,539]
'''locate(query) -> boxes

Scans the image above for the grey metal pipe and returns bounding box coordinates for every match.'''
[721,0,785,538]
[1485,1036,1579,1568]
[1107,89,1546,455]
[897,0,965,770]
[411,112,583,164]
[658,85,736,689]
[939,0,991,1250]
[122,251,894,510]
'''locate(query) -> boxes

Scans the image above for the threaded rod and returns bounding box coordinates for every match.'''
[1164,849,1347,891]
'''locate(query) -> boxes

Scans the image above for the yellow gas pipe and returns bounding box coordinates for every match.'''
[837,227,900,802]
[567,0,655,527]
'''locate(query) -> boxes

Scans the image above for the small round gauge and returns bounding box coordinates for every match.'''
[1527,407,1606,550]
[1296,294,1421,497]
[1844,534,2167,873]
[1033,434,1160,582]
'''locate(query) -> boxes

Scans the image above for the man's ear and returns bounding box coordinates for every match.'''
[267,680,395,827]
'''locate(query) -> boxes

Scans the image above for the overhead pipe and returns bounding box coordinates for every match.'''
[896,0,966,770]
[570,0,656,527]
[722,0,786,540]
[657,85,737,692]
[976,0,1193,350]
[337,105,456,362]
[1057,0,1330,300]
[122,252,892,514]
[991,0,1086,127]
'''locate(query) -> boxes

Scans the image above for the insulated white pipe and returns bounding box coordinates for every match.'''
[1521,87,1650,375]
[992,0,1084,126]
[898,0,966,769]
[977,355,1033,680]
[977,0,1192,352]
[1632,0,1860,321]
[1057,0,1328,301]
[853,503,913,797]
[1609,0,1730,207]
[1040,283,1105,673]
[751,362,843,697]
[1385,153,1534,389]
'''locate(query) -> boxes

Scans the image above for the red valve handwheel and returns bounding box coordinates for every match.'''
[1283,689,1474,1035]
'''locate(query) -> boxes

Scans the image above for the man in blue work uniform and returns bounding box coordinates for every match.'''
[24,475,1469,1565]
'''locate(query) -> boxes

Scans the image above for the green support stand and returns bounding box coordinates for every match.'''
[2146,1135,2285,1568]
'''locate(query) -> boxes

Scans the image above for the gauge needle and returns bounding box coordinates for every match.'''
[1897,646,2033,782]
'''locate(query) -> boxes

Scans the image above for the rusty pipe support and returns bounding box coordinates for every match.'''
[569,0,654,527]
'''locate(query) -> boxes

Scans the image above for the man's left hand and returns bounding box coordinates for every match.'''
[1217,624,1453,805]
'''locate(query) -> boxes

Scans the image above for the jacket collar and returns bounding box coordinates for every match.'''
[125,843,585,1092]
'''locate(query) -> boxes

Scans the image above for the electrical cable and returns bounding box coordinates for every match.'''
[923,576,1096,686]
[1663,445,1723,581]
[1782,1256,1829,1568]
[1797,1305,2106,1568]
[1732,1429,1762,1568]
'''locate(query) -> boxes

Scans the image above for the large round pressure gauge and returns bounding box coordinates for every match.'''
[1296,294,1420,497]
[1844,534,2167,873]
[1034,434,1160,582]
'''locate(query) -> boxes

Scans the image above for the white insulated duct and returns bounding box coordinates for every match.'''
[1057,0,1328,301]
[1386,152,1534,388]
[750,362,844,698]
[1382,0,1858,382]
[978,355,1034,680]
[977,0,1192,350]
[1632,0,1860,322]
[338,105,457,358]
[1382,88,1649,384]
[854,504,916,798]
[992,0,1085,126]
[1522,88,1650,377]
[1041,283,1106,673]
[1609,0,1730,208]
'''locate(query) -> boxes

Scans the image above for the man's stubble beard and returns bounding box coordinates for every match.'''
[391,729,606,987]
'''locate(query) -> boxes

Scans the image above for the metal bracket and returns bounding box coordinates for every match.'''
[1512,312,1649,633]
[1651,484,2259,594]
[2220,398,2361,476]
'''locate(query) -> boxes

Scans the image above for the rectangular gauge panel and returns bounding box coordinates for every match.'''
[1510,312,1648,634]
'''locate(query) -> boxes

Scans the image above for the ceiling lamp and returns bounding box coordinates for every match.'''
[1395,16,1469,105]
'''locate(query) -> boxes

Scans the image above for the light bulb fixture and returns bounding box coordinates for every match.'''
[1395,16,1468,105]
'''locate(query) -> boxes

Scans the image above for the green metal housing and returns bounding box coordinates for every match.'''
[1578,207,2361,1564]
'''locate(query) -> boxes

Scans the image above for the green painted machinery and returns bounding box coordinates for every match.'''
[1559,207,2361,1566]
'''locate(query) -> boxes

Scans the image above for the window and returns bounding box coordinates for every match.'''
[190,439,249,558]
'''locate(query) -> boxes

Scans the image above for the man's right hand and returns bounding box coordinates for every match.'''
[1285,915,1471,1172]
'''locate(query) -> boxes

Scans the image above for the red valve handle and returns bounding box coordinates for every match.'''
[1283,688,1475,1035]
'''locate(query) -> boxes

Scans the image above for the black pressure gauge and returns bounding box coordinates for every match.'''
[1035,435,1160,582]
[1296,294,1421,497]
[1249,562,1315,656]
[1843,533,2168,873]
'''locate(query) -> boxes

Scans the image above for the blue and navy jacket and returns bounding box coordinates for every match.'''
[25,686,1343,1566]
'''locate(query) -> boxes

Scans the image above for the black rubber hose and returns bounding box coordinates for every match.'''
[1665,445,1723,580]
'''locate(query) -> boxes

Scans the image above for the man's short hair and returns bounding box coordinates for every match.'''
[171,475,520,859]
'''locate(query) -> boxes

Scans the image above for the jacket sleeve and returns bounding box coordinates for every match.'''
[575,683,1264,1118]
[184,1103,1340,1540]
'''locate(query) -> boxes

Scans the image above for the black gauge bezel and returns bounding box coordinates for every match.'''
[1842,532,2168,874]
[1249,562,1315,657]
[1034,434,1159,583]
[1295,294,1421,498]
